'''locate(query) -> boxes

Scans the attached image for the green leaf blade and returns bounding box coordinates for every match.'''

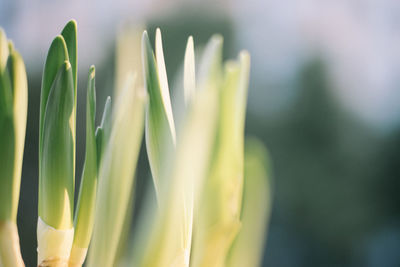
[0,31,13,116]
[0,115,15,221]
[39,35,69,161]
[61,19,77,93]
[95,96,112,166]
[73,66,97,250]
[0,33,28,223]
[227,138,272,267]
[142,31,176,197]
[61,20,78,181]
[8,49,28,222]
[39,61,75,230]
[87,75,146,267]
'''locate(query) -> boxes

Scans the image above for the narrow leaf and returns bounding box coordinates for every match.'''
[61,19,78,179]
[8,49,28,222]
[73,66,97,249]
[0,115,15,221]
[87,74,146,267]
[197,34,223,90]
[61,20,77,93]
[155,28,176,144]
[192,40,253,267]
[39,61,74,229]
[0,28,9,71]
[95,96,112,167]
[0,39,28,223]
[142,31,176,197]
[227,138,272,267]
[0,30,12,115]
[141,84,219,267]
[39,35,69,161]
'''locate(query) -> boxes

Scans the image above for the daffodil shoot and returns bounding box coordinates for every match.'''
[0,20,271,267]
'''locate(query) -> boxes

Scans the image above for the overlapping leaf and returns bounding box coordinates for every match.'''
[227,137,272,267]
[39,61,75,229]
[38,20,77,230]
[0,28,28,223]
[72,66,98,250]
[87,74,146,267]
[142,30,176,197]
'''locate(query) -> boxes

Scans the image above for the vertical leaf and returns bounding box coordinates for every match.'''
[86,75,146,267]
[69,66,98,267]
[142,31,176,197]
[61,19,78,181]
[155,28,176,144]
[0,28,9,71]
[0,32,28,223]
[0,116,15,221]
[0,29,27,267]
[191,45,252,267]
[227,138,272,267]
[0,28,12,116]
[141,86,219,267]
[39,61,74,229]
[0,29,14,221]
[39,35,69,164]
[61,20,77,93]
[9,49,28,222]
[95,96,112,168]
[72,66,97,249]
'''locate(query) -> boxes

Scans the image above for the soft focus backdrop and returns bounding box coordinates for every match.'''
[1,0,400,266]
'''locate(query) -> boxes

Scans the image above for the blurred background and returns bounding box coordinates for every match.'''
[1,0,400,266]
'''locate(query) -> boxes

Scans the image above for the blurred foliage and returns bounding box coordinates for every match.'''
[253,58,393,266]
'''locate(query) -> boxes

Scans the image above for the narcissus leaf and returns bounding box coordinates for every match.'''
[142,30,176,197]
[0,115,15,221]
[61,20,77,92]
[95,96,112,168]
[0,30,28,223]
[8,49,28,222]
[192,45,252,267]
[73,66,97,249]
[61,20,78,176]
[39,61,75,230]
[0,28,9,71]
[39,35,69,162]
[141,83,220,267]
[87,75,146,267]
[227,137,272,267]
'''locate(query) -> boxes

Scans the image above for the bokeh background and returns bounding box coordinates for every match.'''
[1,0,400,266]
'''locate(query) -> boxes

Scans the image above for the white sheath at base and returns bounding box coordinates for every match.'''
[0,220,25,267]
[37,217,74,267]
[68,245,87,267]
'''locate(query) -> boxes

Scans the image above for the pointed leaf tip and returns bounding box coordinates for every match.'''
[89,65,95,79]
[155,27,176,144]
[184,35,196,105]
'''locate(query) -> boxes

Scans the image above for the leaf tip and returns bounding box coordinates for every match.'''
[63,19,78,32]
[89,65,96,79]
[64,60,72,70]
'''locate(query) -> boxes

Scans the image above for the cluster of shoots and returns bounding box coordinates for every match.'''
[0,20,271,267]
